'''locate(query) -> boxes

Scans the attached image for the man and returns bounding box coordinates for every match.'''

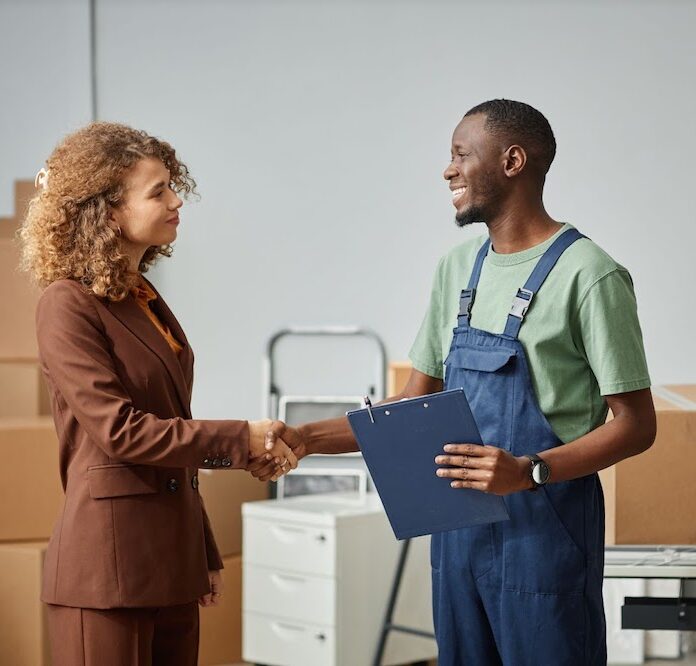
[254,99,656,665]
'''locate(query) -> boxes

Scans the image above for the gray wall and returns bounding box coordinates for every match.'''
[2,0,695,420]
[0,0,92,217]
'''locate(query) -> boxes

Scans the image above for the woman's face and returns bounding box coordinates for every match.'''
[111,157,183,253]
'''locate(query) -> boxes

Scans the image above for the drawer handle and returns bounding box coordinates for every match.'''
[271,573,307,587]
[316,632,327,642]
[270,525,307,542]
[273,622,305,632]
[316,534,327,543]
[273,525,305,534]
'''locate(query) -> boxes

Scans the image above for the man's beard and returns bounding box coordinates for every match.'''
[454,175,500,228]
[455,205,488,228]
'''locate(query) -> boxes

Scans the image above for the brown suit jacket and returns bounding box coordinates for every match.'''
[36,278,250,609]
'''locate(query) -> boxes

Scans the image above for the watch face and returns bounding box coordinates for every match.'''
[532,461,550,485]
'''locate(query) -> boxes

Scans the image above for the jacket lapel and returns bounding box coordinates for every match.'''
[144,279,195,402]
[107,289,192,419]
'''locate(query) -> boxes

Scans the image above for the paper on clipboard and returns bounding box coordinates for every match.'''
[347,388,509,540]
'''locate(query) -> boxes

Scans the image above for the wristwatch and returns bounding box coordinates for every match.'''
[525,454,551,491]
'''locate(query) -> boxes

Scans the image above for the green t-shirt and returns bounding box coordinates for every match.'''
[409,223,651,443]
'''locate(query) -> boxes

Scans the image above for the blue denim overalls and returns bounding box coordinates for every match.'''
[433,228,606,665]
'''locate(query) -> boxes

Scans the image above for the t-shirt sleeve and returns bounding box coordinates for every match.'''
[575,268,651,396]
[408,257,446,379]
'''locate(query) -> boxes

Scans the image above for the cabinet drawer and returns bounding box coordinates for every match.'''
[244,518,335,576]
[243,612,335,666]
[244,564,335,625]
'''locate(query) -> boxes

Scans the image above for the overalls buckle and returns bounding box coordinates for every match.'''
[509,288,534,319]
[458,288,476,318]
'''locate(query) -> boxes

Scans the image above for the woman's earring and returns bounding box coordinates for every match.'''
[115,226,122,237]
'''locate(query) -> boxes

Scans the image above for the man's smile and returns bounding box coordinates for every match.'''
[451,186,467,205]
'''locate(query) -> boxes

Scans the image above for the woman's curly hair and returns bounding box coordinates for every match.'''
[19,122,196,301]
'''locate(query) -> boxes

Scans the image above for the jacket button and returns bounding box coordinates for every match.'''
[221,457,231,467]
[212,457,221,468]
[167,478,179,493]
[191,474,199,490]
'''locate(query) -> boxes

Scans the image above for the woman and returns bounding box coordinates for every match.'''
[19,122,295,665]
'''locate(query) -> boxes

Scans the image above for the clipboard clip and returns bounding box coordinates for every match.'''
[363,395,375,424]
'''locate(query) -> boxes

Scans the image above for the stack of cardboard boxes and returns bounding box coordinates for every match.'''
[0,181,268,665]
[0,181,62,666]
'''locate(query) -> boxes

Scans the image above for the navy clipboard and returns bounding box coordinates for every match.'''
[347,388,509,540]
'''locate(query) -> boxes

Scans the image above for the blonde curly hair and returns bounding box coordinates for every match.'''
[19,122,196,301]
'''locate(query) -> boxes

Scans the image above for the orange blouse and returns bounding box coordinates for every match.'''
[131,280,183,355]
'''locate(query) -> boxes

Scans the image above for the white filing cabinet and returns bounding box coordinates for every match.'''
[242,492,436,666]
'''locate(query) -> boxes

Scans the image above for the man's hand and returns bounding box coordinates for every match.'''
[435,443,533,495]
[247,419,298,480]
[198,570,223,607]
[247,423,308,482]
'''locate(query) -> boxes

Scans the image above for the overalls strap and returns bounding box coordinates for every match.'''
[503,227,585,339]
[457,238,491,327]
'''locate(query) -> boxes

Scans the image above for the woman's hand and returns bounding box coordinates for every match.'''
[247,423,308,482]
[198,570,223,607]
[247,420,299,480]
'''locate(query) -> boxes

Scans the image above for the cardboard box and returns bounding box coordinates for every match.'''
[0,180,35,239]
[0,181,40,359]
[0,541,50,666]
[601,385,696,544]
[0,419,63,542]
[388,361,412,397]
[0,215,15,238]
[0,360,51,418]
[198,470,268,557]
[198,554,242,666]
[0,238,40,359]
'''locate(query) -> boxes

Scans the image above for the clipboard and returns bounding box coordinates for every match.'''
[347,388,509,540]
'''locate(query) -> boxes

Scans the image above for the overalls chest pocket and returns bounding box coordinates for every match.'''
[444,346,517,451]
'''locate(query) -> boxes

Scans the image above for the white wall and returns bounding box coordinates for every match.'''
[0,0,92,217]
[3,1,695,419]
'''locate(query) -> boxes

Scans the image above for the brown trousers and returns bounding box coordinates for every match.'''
[46,601,199,666]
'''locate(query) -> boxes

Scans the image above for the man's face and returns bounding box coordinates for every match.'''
[444,114,506,227]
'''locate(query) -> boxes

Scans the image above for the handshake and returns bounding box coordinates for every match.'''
[246,420,306,482]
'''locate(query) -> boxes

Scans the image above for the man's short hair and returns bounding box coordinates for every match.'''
[465,99,556,175]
